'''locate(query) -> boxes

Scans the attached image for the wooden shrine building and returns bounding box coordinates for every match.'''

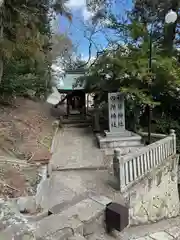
[56,70,87,117]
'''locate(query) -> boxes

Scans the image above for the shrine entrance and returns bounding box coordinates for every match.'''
[56,70,87,118]
[66,90,86,117]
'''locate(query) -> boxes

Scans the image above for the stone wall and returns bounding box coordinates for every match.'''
[123,154,180,225]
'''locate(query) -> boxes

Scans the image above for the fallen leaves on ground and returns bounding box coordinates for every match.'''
[0,97,55,198]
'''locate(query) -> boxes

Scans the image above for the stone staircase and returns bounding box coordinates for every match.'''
[96,130,145,158]
[2,195,180,240]
[50,130,179,235]
[35,196,111,240]
[42,129,179,238]
[62,115,91,128]
[1,128,179,240]
[0,193,121,240]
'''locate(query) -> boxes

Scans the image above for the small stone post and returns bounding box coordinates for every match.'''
[170,129,176,154]
[113,149,126,192]
[119,156,126,193]
[113,149,120,186]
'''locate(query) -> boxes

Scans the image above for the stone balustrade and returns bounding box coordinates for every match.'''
[114,129,176,193]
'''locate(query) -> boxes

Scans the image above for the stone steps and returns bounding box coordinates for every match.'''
[34,196,112,240]
[62,116,91,124]
[97,136,142,149]
[48,193,89,215]
[96,132,144,157]
[61,116,92,128]
[103,144,144,157]
[63,122,92,128]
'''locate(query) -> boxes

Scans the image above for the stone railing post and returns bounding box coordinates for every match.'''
[113,149,120,188]
[113,149,126,192]
[170,129,176,154]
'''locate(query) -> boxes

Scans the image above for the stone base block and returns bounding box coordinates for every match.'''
[103,146,144,157]
[35,212,84,239]
[104,130,134,138]
[96,131,142,154]
[35,196,112,239]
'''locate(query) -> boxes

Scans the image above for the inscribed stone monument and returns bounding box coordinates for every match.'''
[96,91,142,155]
[108,92,125,133]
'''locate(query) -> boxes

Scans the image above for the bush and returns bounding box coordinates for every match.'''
[154,117,180,153]
[0,59,52,98]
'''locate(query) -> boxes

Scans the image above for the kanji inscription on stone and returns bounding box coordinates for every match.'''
[118,104,122,109]
[118,113,123,118]
[111,104,116,110]
[108,92,125,132]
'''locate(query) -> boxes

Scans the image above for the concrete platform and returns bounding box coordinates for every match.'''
[102,145,144,157]
[104,130,136,138]
[49,170,125,205]
[96,131,141,148]
[96,131,143,156]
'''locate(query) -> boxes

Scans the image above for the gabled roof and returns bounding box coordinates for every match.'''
[57,72,85,91]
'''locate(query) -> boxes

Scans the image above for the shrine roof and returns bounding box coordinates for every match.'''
[57,72,85,91]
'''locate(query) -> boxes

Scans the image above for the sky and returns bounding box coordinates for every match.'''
[55,0,133,60]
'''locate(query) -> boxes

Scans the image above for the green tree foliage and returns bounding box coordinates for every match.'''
[132,0,180,55]
[0,0,72,97]
[79,1,180,143]
[130,0,180,143]
[0,0,51,97]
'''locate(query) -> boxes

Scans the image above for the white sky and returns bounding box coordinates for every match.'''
[65,0,94,21]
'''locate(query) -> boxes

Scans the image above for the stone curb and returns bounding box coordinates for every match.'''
[50,122,60,154]
[47,122,60,177]
[51,166,108,171]
[24,210,49,221]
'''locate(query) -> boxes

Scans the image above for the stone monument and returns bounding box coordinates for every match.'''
[96,92,142,156]
[106,92,129,137]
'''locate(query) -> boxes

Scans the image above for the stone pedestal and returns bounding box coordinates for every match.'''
[96,92,142,156]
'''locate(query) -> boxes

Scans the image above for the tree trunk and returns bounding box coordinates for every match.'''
[0,1,4,84]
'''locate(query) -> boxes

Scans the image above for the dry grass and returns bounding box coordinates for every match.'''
[0,97,54,160]
[0,97,55,198]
